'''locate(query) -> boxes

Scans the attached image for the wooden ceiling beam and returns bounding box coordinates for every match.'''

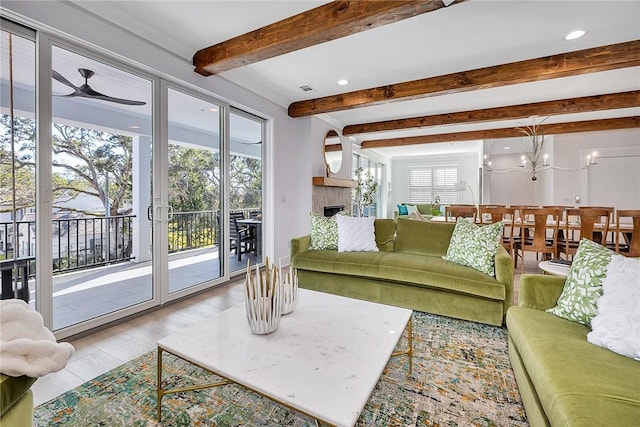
[289,40,640,117]
[193,0,459,76]
[343,91,640,135]
[360,116,640,149]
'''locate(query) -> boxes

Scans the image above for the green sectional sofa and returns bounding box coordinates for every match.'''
[291,217,514,326]
[507,274,640,426]
[0,374,36,427]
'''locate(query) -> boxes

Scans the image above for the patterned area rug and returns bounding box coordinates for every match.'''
[34,313,527,426]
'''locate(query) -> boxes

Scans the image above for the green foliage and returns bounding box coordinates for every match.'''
[229,155,262,209]
[353,167,379,216]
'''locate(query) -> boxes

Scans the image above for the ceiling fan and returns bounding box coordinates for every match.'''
[52,68,146,106]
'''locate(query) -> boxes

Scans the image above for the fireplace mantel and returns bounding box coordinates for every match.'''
[312,176,357,188]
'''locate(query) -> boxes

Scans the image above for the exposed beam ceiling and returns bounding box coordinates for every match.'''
[193,0,460,76]
[288,40,640,117]
[360,117,640,149]
[343,91,640,135]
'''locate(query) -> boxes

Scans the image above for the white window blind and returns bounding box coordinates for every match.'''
[409,167,458,204]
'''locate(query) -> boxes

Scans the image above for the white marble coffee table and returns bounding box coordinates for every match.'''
[538,260,571,277]
[156,289,413,427]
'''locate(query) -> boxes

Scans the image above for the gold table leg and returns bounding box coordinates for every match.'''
[157,346,231,422]
[391,316,413,374]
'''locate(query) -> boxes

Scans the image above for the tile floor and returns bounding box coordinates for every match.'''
[31,251,547,407]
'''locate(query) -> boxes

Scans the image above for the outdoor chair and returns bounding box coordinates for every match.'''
[230,211,256,261]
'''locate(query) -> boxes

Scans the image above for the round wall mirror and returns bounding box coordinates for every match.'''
[324,130,343,176]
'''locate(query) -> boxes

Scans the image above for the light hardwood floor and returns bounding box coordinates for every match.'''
[32,252,547,407]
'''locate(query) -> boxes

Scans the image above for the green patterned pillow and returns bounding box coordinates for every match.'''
[547,238,616,326]
[309,212,343,250]
[444,219,503,276]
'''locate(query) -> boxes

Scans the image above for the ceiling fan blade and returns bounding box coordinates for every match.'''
[52,68,146,105]
[52,70,79,90]
[90,94,147,106]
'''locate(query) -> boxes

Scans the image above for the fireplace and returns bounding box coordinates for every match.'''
[324,205,345,217]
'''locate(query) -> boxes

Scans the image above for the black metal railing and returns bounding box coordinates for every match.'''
[1,215,135,275]
[53,215,135,272]
[0,207,261,277]
[168,210,217,253]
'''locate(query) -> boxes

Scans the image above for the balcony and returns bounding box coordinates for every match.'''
[0,208,261,331]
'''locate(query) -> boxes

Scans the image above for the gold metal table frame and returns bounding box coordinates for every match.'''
[156,318,413,426]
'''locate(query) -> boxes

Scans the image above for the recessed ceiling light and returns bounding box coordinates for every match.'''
[128,125,140,129]
[504,146,511,150]
[565,30,586,41]
[337,79,349,86]
[201,107,219,112]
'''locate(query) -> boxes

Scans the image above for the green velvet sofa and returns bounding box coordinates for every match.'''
[506,274,640,426]
[393,203,440,219]
[291,217,514,326]
[0,374,36,427]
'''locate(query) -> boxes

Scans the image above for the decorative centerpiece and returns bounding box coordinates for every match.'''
[279,260,299,315]
[244,257,282,335]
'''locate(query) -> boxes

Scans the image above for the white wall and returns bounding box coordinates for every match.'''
[0,0,329,262]
[484,128,640,209]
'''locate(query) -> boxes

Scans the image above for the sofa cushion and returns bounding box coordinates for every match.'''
[587,254,640,360]
[547,238,616,326]
[507,306,640,426]
[444,219,503,276]
[0,374,36,418]
[293,250,505,300]
[336,215,378,252]
[397,204,408,215]
[395,218,454,257]
[309,211,341,250]
[373,219,396,252]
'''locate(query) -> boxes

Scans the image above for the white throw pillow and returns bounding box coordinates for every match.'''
[406,204,419,215]
[336,215,379,252]
[587,255,640,360]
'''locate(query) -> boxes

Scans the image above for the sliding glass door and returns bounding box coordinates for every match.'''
[50,45,153,330]
[167,88,222,293]
[0,25,37,307]
[229,110,264,274]
[1,18,269,336]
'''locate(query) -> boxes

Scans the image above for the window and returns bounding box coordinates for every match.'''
[409,167,458,204]
[352,153,383,217]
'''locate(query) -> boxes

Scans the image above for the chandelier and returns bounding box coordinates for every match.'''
[483,117,598,181]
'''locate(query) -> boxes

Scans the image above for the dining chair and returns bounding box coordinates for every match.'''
[230,211,256,261]
[558,208,611,259]
[580,206,615,248]
[615,210,640,257]
[479,206,515,258]
[509,205,540,265]
[444,205,477,222]
[513,207,562,273]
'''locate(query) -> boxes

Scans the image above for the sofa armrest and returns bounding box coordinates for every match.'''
[518,274,566,311]
[291,235,311,260]
[494,245,515,309]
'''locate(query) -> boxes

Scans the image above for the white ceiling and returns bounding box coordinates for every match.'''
[65,0,640,158]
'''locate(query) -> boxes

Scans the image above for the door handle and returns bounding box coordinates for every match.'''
[147,205,153,221]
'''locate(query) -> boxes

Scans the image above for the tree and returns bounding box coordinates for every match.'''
[168,145,220,213]
[0,114,132,216]
[229,155,262,209]
[0,115,36,213]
